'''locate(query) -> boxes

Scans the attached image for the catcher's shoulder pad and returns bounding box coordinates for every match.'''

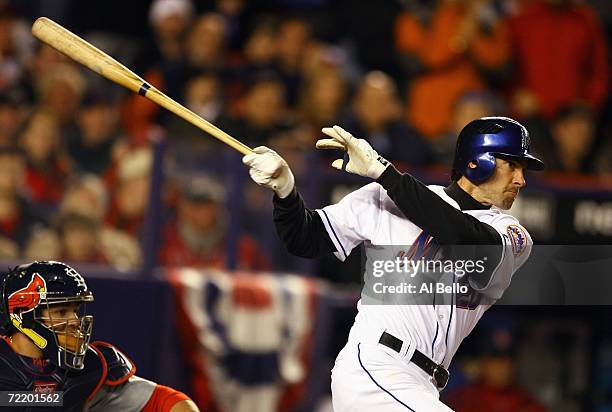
[90,341,136,386]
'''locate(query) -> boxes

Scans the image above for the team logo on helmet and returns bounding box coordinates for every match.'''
[506,225,527,257]
[63,265,87,290]
[8,273,47,315]
[521,129,530,152]
[7,273,48,348]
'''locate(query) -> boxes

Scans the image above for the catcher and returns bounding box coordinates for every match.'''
[0,260,199,411]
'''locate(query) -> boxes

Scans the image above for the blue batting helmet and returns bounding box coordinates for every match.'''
[452,117,544,183]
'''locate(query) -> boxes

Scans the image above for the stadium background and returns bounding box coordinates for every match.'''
[0,0,611,410]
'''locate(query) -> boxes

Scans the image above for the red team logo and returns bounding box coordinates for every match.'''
[7,273,47,315]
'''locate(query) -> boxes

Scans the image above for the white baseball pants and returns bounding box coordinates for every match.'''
[331,341,454,412]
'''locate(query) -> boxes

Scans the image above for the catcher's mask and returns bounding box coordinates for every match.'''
[0,261,94,370]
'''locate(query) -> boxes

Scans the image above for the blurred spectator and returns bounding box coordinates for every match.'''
[298,63,346,131]
[68,88,127,175]
[55,174,141,268]
[159,175,270,270]
[19,110,69,206]
[268,125,315,179]
[185,12,228,73]
[446,326,548,412]
[0,147,46,258]
[214,0,248,51]
[56,212,107,263]
[395,0,511,138]
[23,226,61,261]
[0,12,21,91]
[184,71,224,124]
[339,70,434,167]
[166,70,226,169]
[539,104,598,174]
[0,87,29,147]
[434,90,499,167]
[60,174,109,222]
[105,148,152,237]
[276,17,312,108]
[28,44,70,81]
[25,211,141,269]
[241,18,279,81]
[0,9,33,91]
[21,44,69,103]
[148,0,194,64]
[218,73,290,147]
[35,64,85,129]
[169,70,224,134]
[55,210,140,268]
[124,0,194,143]
[508,0,609,120]
[223,16,281,103]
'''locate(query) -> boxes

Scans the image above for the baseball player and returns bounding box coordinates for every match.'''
[0,260,199,412]
[242,117,544,411]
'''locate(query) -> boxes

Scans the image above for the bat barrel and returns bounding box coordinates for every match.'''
[31,17,252,155]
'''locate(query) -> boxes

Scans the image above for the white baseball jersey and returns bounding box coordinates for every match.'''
[317,182,532,411]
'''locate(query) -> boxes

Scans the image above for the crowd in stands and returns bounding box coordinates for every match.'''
[0,0,610,269]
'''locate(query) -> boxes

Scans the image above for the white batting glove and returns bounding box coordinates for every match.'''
[242,146,295,198]
[316,125,390,179]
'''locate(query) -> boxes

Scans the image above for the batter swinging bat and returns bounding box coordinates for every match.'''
[31,17,252,155]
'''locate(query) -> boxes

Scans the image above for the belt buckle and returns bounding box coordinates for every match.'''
[432,365,449,390]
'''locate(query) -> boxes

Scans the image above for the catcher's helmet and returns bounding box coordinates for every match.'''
[452,117,544,183]
[0,261,94,370]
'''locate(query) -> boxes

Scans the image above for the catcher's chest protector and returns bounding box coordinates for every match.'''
[0,338,103,412]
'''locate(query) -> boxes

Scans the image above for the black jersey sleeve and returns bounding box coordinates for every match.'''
[272,188,336,258]
[376,166,500,245]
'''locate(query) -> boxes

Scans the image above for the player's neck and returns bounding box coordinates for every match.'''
[7,333,45,359]
[456,177,492,207]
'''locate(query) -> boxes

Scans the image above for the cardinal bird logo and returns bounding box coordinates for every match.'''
[7,273,48,348]
[8,273,47,315]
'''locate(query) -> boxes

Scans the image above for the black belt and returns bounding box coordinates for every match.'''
[379,331,449,389]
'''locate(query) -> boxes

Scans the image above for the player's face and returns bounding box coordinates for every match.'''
[478,158,526,210]
[40,302,89,354]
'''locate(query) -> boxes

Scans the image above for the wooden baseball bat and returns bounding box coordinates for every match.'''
[31,17,252,155]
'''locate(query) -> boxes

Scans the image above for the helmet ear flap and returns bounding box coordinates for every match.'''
[465,153,496,183]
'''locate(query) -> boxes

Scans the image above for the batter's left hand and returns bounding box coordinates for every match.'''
[316,125,390,179]
[242,146,295,198]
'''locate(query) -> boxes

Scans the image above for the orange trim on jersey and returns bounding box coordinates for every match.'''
[91,341,137,386]
[141,384,191,412]
[86,344,108,405]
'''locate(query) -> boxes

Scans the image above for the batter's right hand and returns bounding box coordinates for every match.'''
[317,125,389,179]
[242,146,295,199]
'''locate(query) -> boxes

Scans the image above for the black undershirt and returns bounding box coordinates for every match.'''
[273,187,335,258]
[272,166,502,259]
